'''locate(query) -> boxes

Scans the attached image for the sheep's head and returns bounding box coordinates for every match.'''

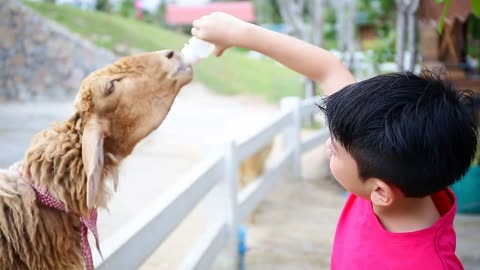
[74,50,192,208]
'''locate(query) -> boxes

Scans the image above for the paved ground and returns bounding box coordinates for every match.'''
[1,83,479,269]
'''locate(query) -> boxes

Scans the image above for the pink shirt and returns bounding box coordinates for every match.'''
[332,189,463,270]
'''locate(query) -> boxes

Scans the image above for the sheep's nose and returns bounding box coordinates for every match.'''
[165,50,175,60]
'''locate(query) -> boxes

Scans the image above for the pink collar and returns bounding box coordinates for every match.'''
[19,170,102,270]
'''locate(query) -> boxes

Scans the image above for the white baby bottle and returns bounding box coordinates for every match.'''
[181,36,215,65]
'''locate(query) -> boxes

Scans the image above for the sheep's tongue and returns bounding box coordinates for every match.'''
[175,54,192,74]
[177,62,192,73]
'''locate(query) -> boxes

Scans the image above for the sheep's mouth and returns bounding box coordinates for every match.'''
[175,63,192,75]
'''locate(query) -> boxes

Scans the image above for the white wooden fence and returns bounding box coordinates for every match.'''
[94,96,329,270]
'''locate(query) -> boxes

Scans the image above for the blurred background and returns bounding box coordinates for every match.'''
[0,0,479,269]
[2,0,479,103]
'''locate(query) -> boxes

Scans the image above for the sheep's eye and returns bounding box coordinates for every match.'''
[106,78,121,95]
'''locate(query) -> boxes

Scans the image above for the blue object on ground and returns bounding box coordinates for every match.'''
[451,166,480,214]
[238,225,247,270]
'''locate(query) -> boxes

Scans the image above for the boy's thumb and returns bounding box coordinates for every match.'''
[214,46,226,57]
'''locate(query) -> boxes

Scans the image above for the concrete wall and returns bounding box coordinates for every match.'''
[0,0,117,101]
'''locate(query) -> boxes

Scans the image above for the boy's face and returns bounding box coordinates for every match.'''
[326,137,370,198]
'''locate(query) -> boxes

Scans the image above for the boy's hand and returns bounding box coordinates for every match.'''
[192,12,249,57]
[193,12,354,95]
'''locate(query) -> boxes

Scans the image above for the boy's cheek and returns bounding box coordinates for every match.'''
[329,159,340,180]
[330,159,351,191]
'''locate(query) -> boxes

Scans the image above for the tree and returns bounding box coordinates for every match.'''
[436,0,480,33]
[395,0,420,72]
[96,0,111,12]
[252,0,283,25]
[120,0,135,18]
[276,0,326,101]
[330,0,357,69]
[357,0,396,36]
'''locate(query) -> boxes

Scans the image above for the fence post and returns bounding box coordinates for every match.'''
[280,97,302,180]
[205,140,239,269]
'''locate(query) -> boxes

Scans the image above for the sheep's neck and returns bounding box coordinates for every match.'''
[22,115,114,216]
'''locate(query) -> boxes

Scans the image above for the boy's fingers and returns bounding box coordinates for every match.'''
[214,46,225,57]
[191,28,204,39]
[192,28,205,39]
[191,27,198,36]
[192,19,200,28]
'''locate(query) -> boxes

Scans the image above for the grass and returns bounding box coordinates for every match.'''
[24,1,303,102]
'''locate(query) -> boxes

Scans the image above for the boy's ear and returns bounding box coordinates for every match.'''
[370,179,395,207]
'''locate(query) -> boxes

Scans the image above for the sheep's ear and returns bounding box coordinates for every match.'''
[82,116,104,209]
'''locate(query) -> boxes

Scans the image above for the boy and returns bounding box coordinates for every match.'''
[192,12,477,269]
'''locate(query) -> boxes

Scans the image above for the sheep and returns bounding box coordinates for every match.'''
[0,50,192,270]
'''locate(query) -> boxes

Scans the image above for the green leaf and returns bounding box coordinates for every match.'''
[435,0,444,3]
[472,0,480,18]
[437,0,451,33]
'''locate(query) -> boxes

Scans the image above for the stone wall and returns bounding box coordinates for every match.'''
[0,0,117,102]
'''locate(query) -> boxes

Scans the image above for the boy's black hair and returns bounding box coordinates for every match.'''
[320,70,478,197]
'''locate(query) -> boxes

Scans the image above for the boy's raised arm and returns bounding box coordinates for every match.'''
[192,12,355,96]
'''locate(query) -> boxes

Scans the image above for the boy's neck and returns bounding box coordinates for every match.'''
[373,195,441,233]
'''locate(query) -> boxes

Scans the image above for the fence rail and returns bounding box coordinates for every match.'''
[95,96,328,270]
